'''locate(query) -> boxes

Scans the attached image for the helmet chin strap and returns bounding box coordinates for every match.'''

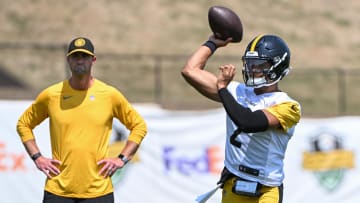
[246,75,282,88]
[246,77,266,87]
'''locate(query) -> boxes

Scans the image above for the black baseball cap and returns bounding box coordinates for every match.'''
[67,37,95,56]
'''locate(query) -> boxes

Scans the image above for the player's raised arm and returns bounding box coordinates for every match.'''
[181,35,232,102]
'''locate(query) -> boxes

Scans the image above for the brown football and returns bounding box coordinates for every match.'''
[208,6,243,43]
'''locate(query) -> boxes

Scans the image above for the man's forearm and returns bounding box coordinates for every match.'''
[119,140,139,161]
[181,46,221,101]
[23,139,41,157]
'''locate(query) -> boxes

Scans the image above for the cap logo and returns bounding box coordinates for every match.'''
[67,37,94,56]
[74,38,86,47]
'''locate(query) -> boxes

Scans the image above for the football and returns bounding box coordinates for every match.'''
[208,6,243,43]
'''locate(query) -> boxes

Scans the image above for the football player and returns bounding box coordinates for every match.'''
[182,34,301,203]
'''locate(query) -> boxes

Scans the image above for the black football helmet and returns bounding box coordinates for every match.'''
[242,34,291,88]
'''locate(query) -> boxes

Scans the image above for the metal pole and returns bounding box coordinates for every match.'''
[338,68,346,115]
[64,44,71,78]
[154,56,162,105]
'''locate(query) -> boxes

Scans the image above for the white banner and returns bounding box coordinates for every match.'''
[0,100,358,203]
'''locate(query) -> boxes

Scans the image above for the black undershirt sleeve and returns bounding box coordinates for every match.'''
[218,88,269,133]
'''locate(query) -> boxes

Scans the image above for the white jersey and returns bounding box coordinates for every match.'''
[224,81,301,186]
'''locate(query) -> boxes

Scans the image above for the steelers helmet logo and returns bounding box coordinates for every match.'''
[74,38,86,47]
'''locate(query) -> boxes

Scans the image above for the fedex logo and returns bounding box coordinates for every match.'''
[163,145,224,176]
[0,142,27,172]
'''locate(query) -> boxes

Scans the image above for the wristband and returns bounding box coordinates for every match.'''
[31,152,42,161]
[118,154,130,164]
[203,40,217,54]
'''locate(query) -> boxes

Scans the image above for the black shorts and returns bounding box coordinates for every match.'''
[43,191,114,203]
